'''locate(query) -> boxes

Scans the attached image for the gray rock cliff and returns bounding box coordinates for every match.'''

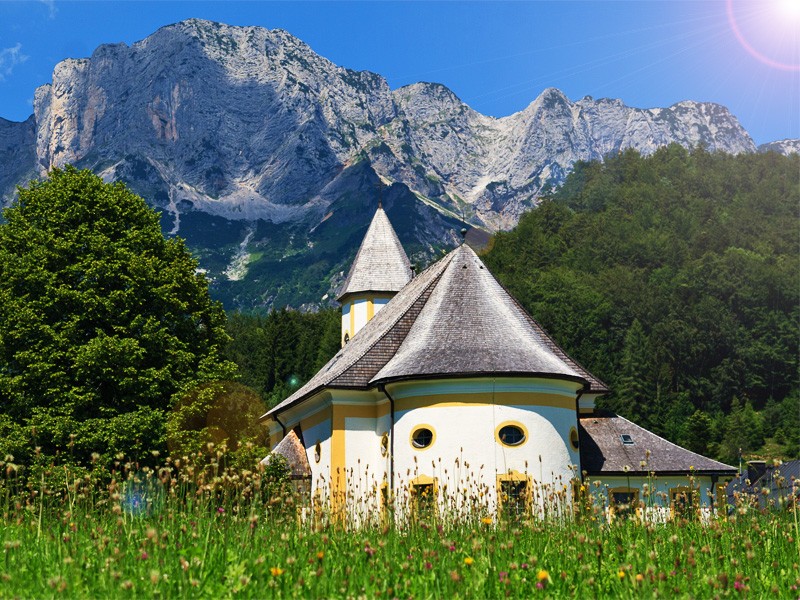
[0,19,792,308]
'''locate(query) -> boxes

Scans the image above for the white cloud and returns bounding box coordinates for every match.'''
[0,43,29,82]
[39,0,57,19]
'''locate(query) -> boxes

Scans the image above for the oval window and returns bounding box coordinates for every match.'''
[411,427,434,449]
[570,427,580,451]
[380,432,389,456]
[314,441,322,463]
[498,425,525,446]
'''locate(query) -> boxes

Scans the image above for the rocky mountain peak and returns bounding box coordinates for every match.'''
[0,19,795,309]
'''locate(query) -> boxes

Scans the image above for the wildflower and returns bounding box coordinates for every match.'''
[270,567,284,577]
[618,570,625,579]
[316,551,324,561]
[424,561,433,570]
[464,557,474,566]
[217,507,225,514]
[499,571,509,583]
[140,552,149,560]
[537,570,550,583]
[481,517,493,525]
[635,573,644,583]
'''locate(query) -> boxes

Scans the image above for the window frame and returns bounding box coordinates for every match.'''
[495,421,529,448]
[496,470,532,518]
[608,486,641,521]
[409,425,436,451]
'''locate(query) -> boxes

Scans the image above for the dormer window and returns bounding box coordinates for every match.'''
[620,434,634,445]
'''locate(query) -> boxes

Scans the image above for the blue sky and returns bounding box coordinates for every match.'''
[1,1,798,145]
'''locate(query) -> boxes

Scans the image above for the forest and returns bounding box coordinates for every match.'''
[0,148,796,475]
[229,146,799,465]
[483,145,798,463]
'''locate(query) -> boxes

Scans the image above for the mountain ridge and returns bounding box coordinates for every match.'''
[0,18,797,309]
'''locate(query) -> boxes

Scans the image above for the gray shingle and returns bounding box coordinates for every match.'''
[337,207,411,300]
[262,252,455,419]
[579,413,736,475]
[260,430,311,479]
[372,245,587,384]
[263,243,610,421]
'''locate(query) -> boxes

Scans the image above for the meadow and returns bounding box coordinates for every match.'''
[0,453,797,599]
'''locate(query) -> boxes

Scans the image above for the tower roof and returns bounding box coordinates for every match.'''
[337,207,412,301]
[264,244,607,420]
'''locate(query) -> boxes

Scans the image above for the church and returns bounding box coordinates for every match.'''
[260,207,736,522]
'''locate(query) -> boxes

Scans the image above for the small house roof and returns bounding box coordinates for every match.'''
[727,459,800,506]
[579,412,736,475]
[260,430,311,480]
[264,244,607,420]
[337,207,411,301]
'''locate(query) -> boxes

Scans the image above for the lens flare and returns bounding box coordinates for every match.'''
[121,476,164,517]
[727,0,800,71]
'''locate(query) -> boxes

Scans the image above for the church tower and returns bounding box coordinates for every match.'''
[337,206,411,346]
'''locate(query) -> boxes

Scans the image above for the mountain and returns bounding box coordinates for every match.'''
[0,19,790,309]
[758,139,800,156]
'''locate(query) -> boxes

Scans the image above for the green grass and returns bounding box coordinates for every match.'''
[0,458,797,598]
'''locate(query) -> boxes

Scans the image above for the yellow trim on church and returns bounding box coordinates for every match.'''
[395,392,575,411]
[329,402,391,513]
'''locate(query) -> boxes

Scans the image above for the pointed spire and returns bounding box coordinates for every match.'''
[337,207,411,301]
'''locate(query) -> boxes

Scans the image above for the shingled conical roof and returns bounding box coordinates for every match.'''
[373,245,591,383]
[337,207,411,301]
[264,244,607,421]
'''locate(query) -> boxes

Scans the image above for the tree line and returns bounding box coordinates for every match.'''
[483,145,799,463]
[0,147,796,479]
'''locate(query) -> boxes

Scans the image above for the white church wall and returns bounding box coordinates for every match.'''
[353,299,368,335]
[583,474,722,522]
[344,416,385,522]
[386,377,582,519]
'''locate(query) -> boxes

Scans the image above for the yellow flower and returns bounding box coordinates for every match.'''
[635,573,644,583]
[316,552,324,560]
[270,567,284,577]
[537,569,550,582]
[618,570,626,579]
[464,557,474,566]
[481,517,493,525]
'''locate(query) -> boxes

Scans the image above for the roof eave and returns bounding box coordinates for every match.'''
[337,288,403,303]
[261,383,375,421]
[584,469,738,477]
[373,370,590,389]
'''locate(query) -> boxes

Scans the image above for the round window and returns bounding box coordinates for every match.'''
[411,427,434,449]
[498,425,526,446]
[569,427,580,451]
[314,441,322,463]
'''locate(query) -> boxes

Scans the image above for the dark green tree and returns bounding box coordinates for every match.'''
[683,409,713,456]
[612,319,653,424]
[0,167,235,466]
